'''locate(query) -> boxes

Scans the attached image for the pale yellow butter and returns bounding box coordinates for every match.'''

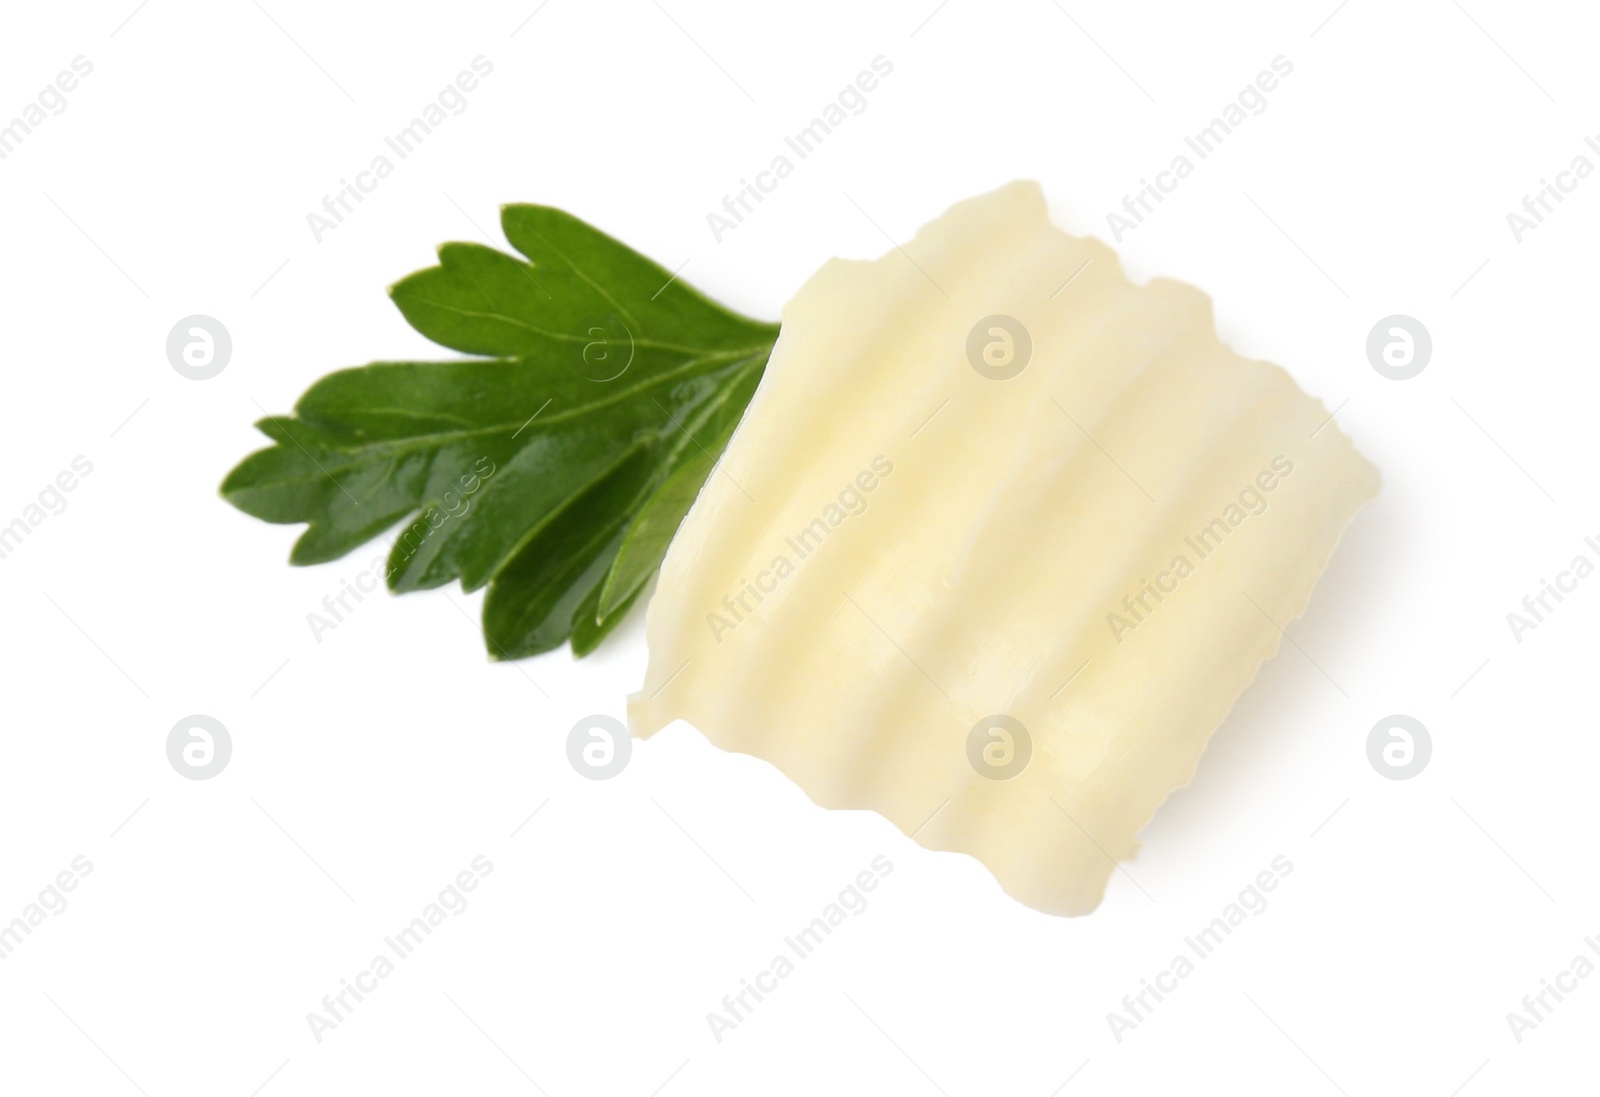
[630,181,1377,916]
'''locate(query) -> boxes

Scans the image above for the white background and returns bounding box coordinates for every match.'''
[0,0,1595,1093]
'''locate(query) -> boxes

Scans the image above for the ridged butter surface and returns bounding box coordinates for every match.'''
[629,181,1378,916]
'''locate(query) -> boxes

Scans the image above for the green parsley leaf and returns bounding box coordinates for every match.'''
[221,205,777,659]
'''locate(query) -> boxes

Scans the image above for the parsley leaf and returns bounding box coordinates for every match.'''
[221,205,777,659]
